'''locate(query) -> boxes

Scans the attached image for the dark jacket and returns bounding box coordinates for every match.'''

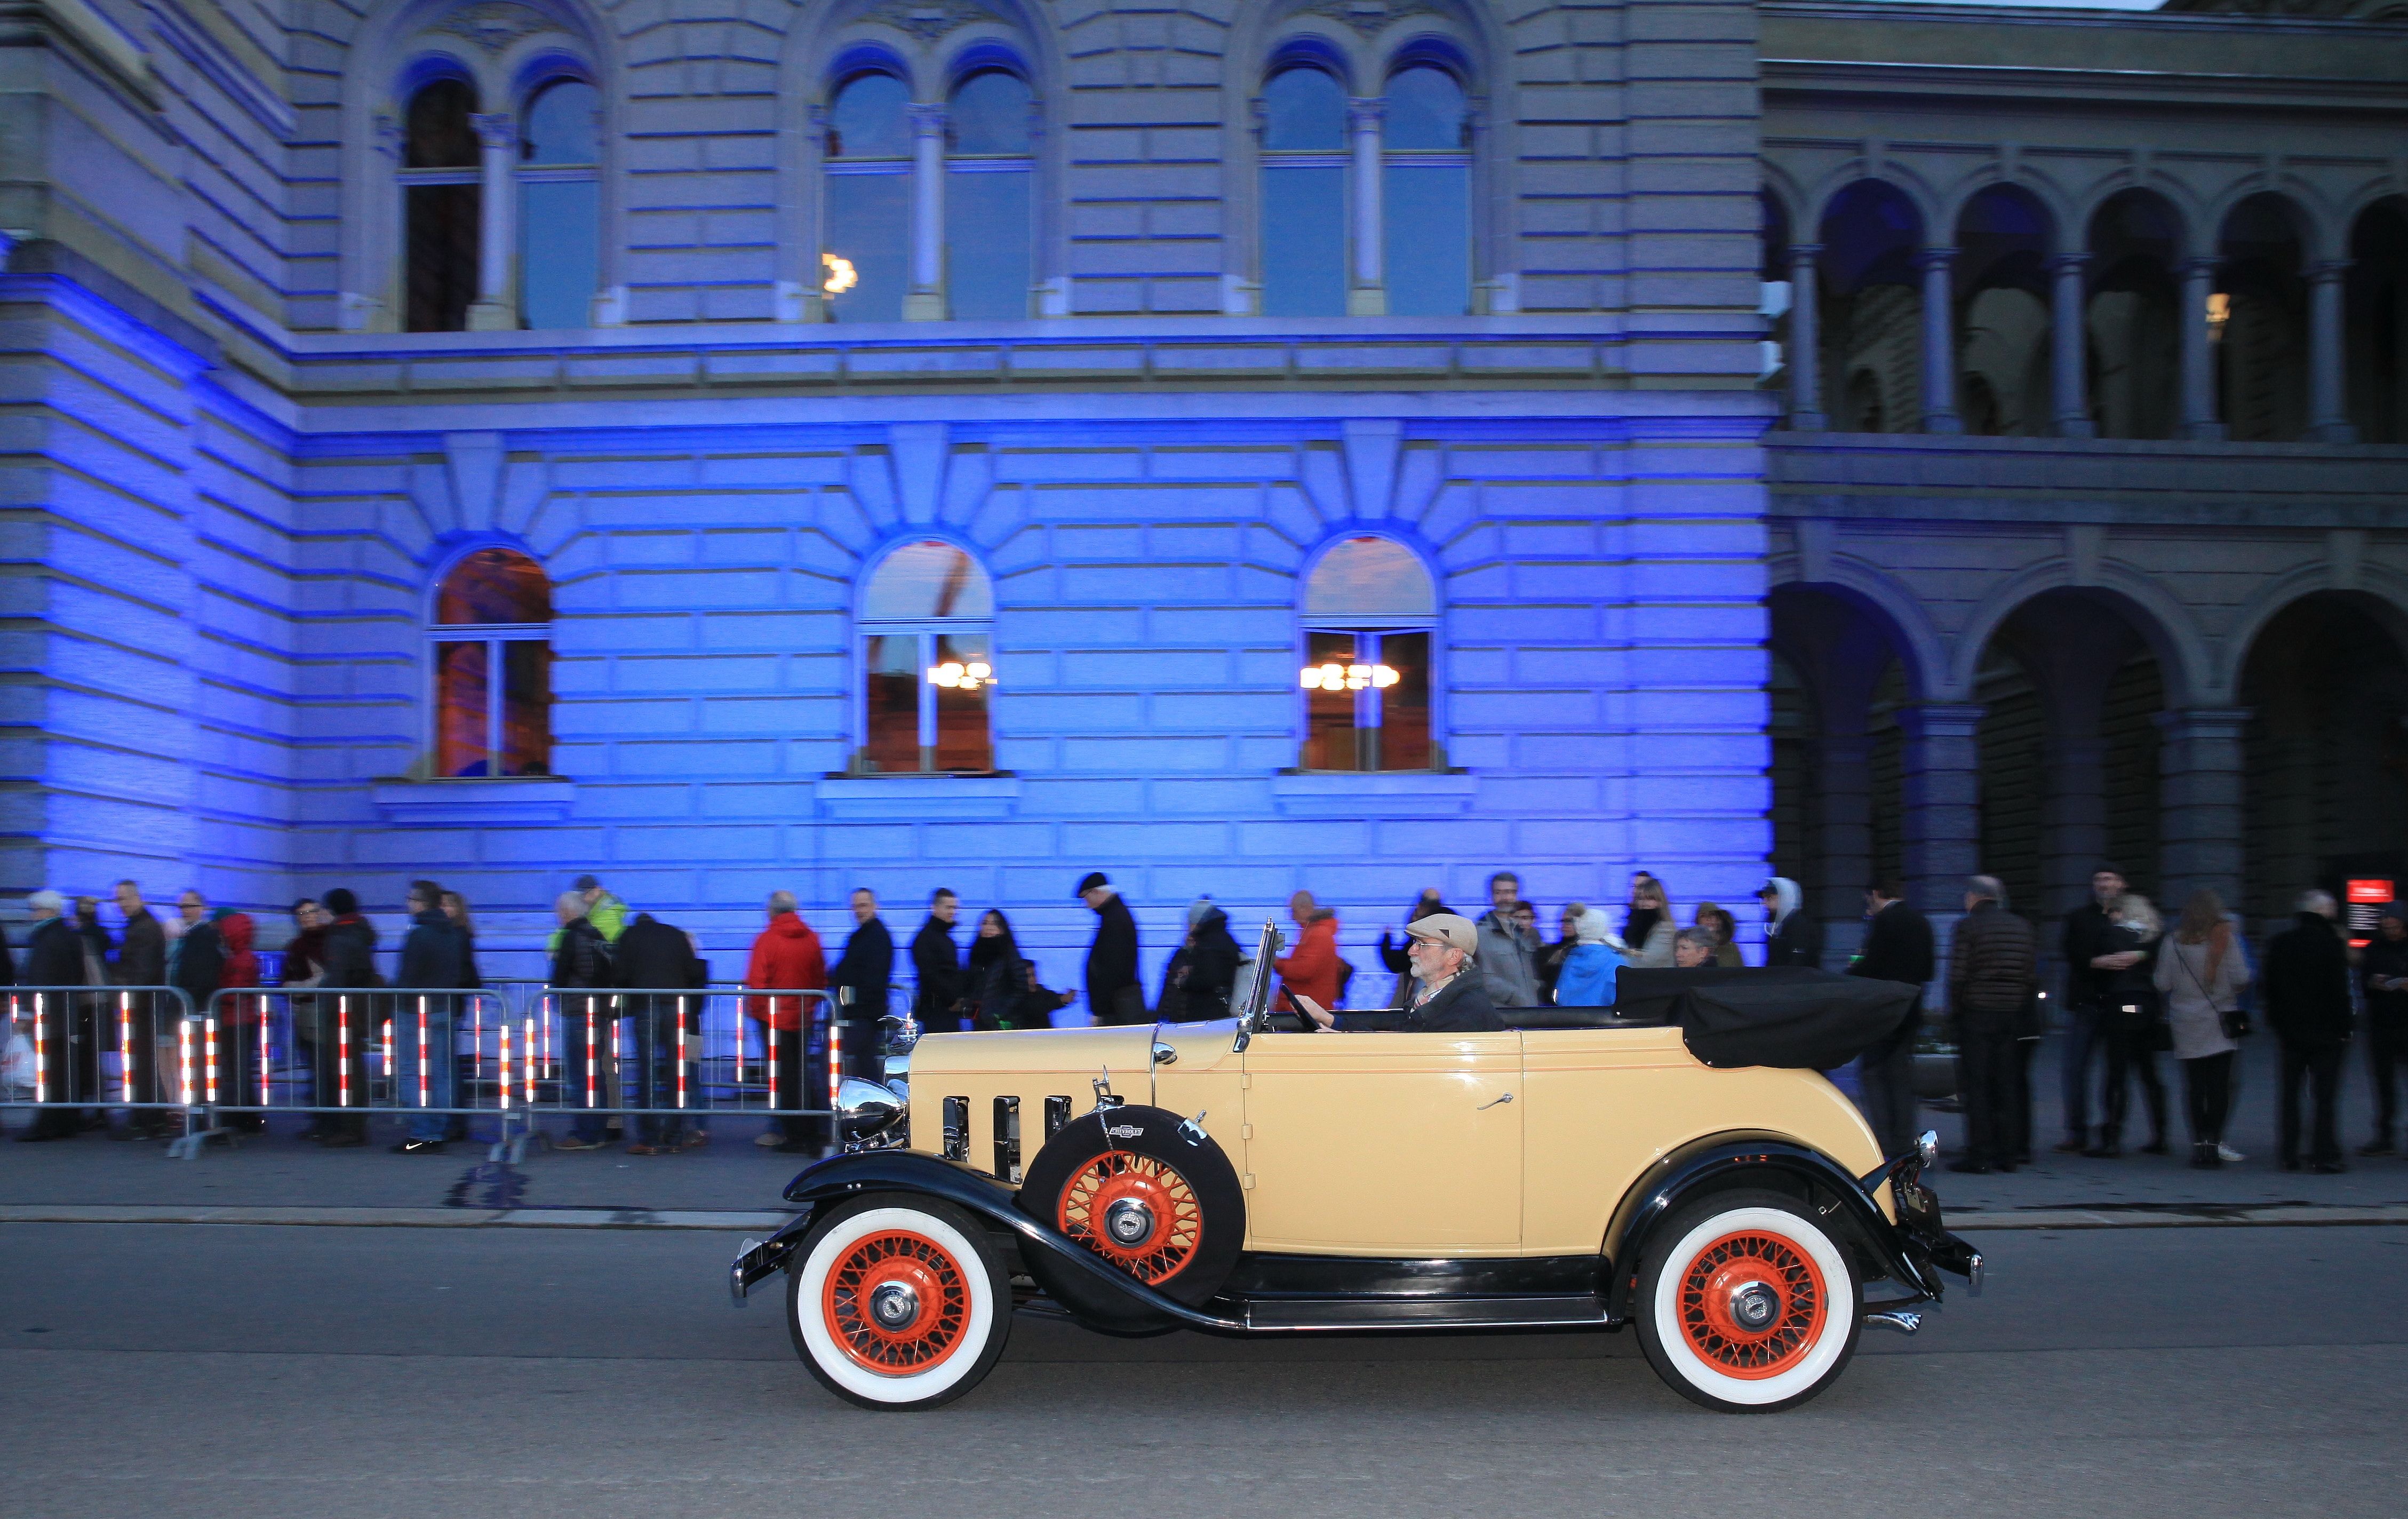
[1171,906,1243,1022]
[2060,901,2118,1010]
[456,930,482,989]
[2363,931,2408,1021]
[116,908,165,986]
[1948,900,2039,1027]
[1765,910,1823,969]
[550,914,613,990]
[283,924,330,985]
[615,913,706,991]
[912,916,966,1023]
[320,916,381,988]
[1853,900,1935,987]
[830,916,895,1022]
[1086,892,1142,1022]
[169,918,226,1006]
[23,916,85,987]
[2263,912,2354,1046]
[397,909,466,990]
[2102,923,2161,1015]
[1398,972,1501,1033]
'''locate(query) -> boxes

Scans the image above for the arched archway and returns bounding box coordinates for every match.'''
[2217,193,2313,442]
[1953,185,2053,436]
[2346,195,2408,443]
[1816,180,1924,434]
[2086,189,2182,440]
[2240,592,2408,931]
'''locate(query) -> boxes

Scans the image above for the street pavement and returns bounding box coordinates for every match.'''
[1,1219,2401,1518]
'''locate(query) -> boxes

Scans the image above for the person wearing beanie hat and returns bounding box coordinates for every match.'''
[1079,873,1144,1023]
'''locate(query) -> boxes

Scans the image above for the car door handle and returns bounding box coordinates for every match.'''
[1477,1093,1514,1110]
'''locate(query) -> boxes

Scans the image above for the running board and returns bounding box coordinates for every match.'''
[1238,1295,1614,1332]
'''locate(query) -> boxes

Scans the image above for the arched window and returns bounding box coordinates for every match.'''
[857,541,996,773]
[1382,65,1470,317]
[946,69,1033,320]
[1259,66,1349,317]
[402,76,482,332]
[1298,537,1437,772]
[824,71,913,322]
[519,77,601,330]
[430,548,553,778]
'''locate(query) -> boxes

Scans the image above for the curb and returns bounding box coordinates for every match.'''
[4,1202,2407,1231]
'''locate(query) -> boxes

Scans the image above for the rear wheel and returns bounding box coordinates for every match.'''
[787,1195,1011,1410]
[1631,1190,1862,1413]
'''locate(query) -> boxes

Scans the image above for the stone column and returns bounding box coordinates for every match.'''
[1346,97,1385,316]
[1813,730,1873,961]
[2049,253,2094,438]
[465,113,517,331]
[905,104,947,321]
[2157,707,2251,912]
[1787,243,1826,431]
[2038,735,2109,923]
[1917,248,1960,434]
[2308,259,2355,442]
[2179,256,2223,441]
[1899,704,1986,914]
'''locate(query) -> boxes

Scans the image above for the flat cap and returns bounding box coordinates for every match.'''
[1404,912,1478,957]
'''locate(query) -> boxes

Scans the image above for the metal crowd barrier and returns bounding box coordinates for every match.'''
[0,982,862,1161]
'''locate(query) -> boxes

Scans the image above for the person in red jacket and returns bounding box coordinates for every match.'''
[214,912,265,1132]
[1273,890,1343,1014]
[746,890,827,1153]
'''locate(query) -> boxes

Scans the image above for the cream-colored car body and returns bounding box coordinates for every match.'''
[903,1016,1892,1261]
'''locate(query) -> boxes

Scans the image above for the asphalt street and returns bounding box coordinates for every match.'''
[2,1220,2401,1519]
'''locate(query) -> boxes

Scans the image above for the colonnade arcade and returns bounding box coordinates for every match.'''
[1770,583,2408,964]
[1763,182,2408,444]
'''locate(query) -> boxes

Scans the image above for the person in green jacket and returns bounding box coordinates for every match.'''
[546,874,629,955]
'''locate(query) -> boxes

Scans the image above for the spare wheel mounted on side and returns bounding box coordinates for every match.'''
[1015,1106,1245,1333]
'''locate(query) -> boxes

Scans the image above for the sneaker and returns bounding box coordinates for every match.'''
[389,1139,448,1155]
[2218,1143,2245,1163]
[554,1135,607,1151]
[681,1130,711,1150]
[753,1131,784,1148]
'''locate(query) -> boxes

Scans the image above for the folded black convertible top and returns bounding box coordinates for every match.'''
[1614,967,1920,1071]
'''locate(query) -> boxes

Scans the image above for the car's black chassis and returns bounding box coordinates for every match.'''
[730,1136,1984,1335]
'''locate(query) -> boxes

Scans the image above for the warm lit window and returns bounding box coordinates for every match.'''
[824,71,912,322]
[1259,65,1349,317]
[857,541,996,773]
[519,77,600,330]
[402,76,481,332]
[430,548,553,778]
[1382,66,1470,317]
[1298,536,1437,771]
[946,70,1034,320]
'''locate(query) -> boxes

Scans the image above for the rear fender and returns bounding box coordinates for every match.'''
[1604,1136,1938,1321]
[731,1151,1247,1333]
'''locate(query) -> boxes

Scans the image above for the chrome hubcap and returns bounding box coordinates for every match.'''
[1729,1282,1780,1332]
[868,1281,919,1330]
[1104,1197,1154,1246]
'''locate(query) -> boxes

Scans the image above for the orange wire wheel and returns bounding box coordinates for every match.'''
[1056,1150,1202,1285]
[819,1230,971,1375]
[1675,1229,1829,1379]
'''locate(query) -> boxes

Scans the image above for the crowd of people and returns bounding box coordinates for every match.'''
[5,861,2405,1176]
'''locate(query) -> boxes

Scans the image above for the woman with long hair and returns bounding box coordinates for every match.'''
[440,890,481,988]
[1623,875,1676,968]
[2153,888,2251,1167]
[2090,892,2168,1157]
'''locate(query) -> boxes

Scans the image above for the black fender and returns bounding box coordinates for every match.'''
[730,1149,1249,1333]
[1602,1136,1943,1322]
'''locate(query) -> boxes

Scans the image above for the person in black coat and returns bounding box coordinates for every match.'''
[2263,890,2355,1172]
[1310,915,1500,1034]
[910,889,968,1033]
[1849,880,1936,1159]
[830,888,895,1075]
[1078,872,1143,1024]
[2359,905,2408,1156]
[1167,901,1243,1022]
[549,890,615,1150]
[308,889,378,1145]
[392,880,466,1153]
[15,890,91,1141]
[106,881,169,1138]
[1758,877,1823,968]
[615,912,708,1151]
[2057,867,2131,1152]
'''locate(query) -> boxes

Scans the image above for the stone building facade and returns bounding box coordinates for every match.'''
[0,0,2401,985]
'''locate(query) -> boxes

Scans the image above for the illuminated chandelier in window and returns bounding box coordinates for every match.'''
[928,659,993,690]
[1299,661,1397,691]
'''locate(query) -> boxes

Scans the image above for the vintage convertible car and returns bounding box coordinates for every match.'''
[730,928,1984,1414]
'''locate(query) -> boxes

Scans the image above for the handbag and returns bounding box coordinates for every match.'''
[2173,940,2251,1042]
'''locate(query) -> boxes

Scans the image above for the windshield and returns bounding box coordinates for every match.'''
[1236,917,1283,1042]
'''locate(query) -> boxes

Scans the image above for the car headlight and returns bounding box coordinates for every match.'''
[835,1077,905,1140]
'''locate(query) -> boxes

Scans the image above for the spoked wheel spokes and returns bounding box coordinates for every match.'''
[1057,1150,1202,1285]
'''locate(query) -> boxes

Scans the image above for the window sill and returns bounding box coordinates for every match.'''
[371,778,576,825]
[1271,771,1476,817]
[816,774,1020,820]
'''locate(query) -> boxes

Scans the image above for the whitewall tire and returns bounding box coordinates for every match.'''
[787,1196,1013,1411]
[1632,1191,1862,1413]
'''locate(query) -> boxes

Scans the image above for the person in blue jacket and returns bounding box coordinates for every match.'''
[1553,908,1622,1007]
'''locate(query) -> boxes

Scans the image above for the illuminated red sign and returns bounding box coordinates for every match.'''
[2346,879,2395,948]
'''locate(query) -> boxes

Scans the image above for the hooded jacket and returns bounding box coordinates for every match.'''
[1173,905,1243,1022]
[745,910,826,1031]
[1553,909,1621,1006]
[216,913,262,1023]
[1761,878,1823,969]
[1273,909,1342,1014]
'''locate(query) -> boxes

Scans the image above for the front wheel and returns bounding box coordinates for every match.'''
[1631,1190,1862,1413]
[787,1195,1012,1410]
